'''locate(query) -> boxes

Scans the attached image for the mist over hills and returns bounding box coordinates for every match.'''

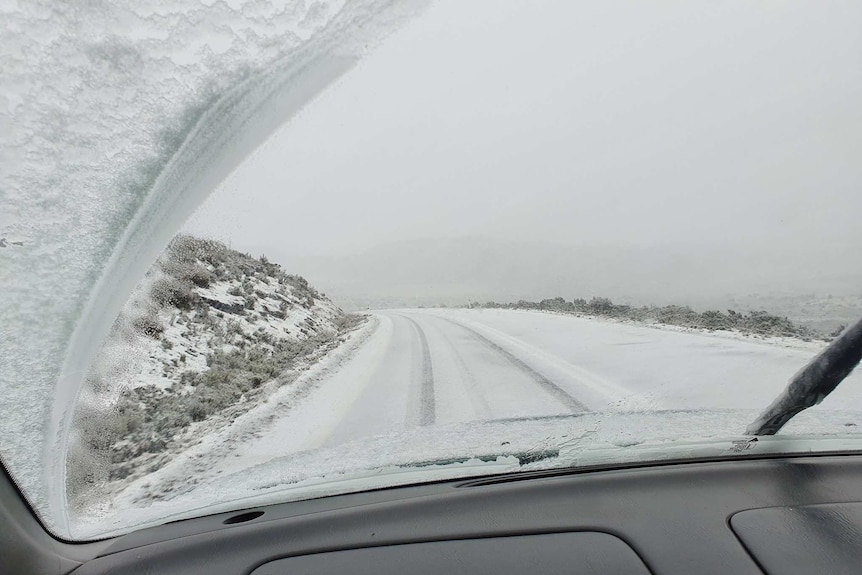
[270,237,861,326]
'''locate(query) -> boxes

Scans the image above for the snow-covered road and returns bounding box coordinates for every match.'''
[323,312,590,445]
[92,308,862,538]
[228,308,862,462]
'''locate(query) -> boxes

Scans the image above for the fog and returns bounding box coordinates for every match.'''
[184,0,862,310]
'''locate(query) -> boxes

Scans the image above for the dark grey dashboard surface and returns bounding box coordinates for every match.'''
[251,532,650,575]
[731,501,862,575]
[70,454,862,575]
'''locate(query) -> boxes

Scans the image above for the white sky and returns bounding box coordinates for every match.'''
[184,0,862,263]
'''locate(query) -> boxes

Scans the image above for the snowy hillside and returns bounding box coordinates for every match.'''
[68,235,364,506]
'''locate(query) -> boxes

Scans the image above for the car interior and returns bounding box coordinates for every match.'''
[5,449,862,574]
[3,1,862,574]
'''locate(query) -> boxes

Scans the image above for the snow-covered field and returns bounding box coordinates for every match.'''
[73,308,862,538]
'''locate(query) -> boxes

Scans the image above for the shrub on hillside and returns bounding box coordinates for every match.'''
[476,297,819,340]
[150,276,198,310]
[68,233,367,500]
[132,309,164,338]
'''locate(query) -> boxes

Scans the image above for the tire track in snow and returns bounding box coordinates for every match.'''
[443,318,589,414]
[401,315,436,426]
[438,311,639,409]
[424,317,494,420]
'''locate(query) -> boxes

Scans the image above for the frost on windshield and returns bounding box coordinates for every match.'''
[0,0,427,539]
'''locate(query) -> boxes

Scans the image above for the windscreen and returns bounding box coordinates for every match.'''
[2,0,862,541]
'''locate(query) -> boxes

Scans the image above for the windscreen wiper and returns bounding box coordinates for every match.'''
[746,316,862,435]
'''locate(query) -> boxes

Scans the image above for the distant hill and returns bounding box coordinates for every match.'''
[284,236,862,315]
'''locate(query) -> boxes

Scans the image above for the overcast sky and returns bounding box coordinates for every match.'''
[184,0,861,266]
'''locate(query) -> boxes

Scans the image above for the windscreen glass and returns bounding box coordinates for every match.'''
[2,0,862,540]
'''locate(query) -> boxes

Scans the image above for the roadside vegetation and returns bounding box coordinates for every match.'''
[68,235,364,505]
[468,296,827,340]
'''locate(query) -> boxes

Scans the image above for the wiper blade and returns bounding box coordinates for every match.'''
[747,316,862,435]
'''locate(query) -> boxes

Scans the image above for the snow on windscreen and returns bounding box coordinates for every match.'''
[0,0,427,539]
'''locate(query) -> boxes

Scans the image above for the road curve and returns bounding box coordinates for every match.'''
[215,308,861,468]
[314,310,590,448]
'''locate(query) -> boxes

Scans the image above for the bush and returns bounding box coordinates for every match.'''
[160,259,213,288]
[335,313,365,331]
[66,438,111,504]
[186,399,208,422]
[66,395,150,499]
[182,265,212,288]
[150,276,197,310]
[133,311,164,338]
[699,310,732,331]
[538,297,572,312]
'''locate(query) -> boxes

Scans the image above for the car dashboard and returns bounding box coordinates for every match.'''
[5,453,862,574]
